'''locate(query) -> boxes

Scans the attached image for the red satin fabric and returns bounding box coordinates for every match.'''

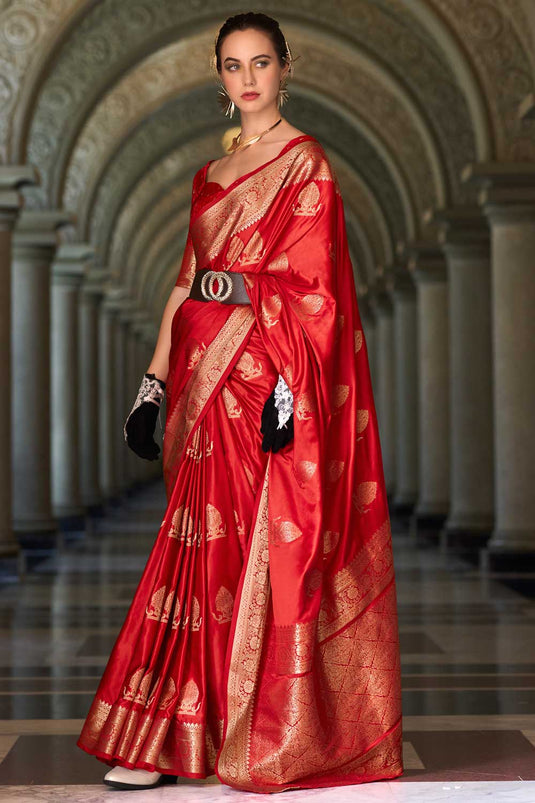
[77,135,403,790]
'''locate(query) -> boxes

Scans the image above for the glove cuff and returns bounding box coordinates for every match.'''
[123,374,166,442]
[273,374,293,429]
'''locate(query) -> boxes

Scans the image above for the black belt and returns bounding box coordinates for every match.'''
[189,268,251,305]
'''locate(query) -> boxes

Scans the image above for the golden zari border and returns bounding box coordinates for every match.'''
[319,519,395,642]
[81,694,225,776]
[164,306,255,488]
[191,142,334,266]
[216,459,272,788]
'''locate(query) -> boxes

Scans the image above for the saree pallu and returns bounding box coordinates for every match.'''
[77,134,403,792]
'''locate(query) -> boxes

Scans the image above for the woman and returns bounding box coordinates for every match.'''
[77,12,403,793]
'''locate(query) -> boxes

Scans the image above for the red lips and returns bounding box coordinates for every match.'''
[241,93,259,99]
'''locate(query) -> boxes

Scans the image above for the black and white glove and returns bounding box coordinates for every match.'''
[124,373,166,461]
[260,374,294,453]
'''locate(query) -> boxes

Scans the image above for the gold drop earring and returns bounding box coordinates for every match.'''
[217,83,235,118]
[278,78,289,109]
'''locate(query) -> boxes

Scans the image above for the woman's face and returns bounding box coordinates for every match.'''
[219,28,288,114]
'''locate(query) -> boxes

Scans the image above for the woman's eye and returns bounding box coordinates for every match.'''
[256,61,269,67]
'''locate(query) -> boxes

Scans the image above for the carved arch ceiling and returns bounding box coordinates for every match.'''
[4,0,533,310]
[4,2,533,188]
[21,0,485,217]
[59,22,452,227]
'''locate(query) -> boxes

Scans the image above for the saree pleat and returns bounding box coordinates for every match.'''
[78,298,280,776]
[78,134,403,791]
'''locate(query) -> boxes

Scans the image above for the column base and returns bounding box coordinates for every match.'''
[0,541,20,558]
[480,528,535,572]
[441,515,493,558]
[410,510,448,546]
[13,517,57,535]
[57,513,87,532]
[392,490,417,511]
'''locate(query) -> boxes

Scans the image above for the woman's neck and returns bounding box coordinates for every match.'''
[238,110,284,142]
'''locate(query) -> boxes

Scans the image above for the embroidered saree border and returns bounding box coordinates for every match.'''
[164,305,256,489]
[79,694,224,775]
[191,141,334,265]
[216,459,272,788]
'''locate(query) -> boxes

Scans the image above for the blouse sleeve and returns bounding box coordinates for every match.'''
[174,168,203,290]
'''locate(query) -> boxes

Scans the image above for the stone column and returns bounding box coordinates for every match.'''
[79,270,106,509]
[374,282,396,497]
[123,312,142,487]
[114,313,129,493]
[463,165,535,566]
[409,244,450,528]
[436,208,493,550]
[0,167,36,557]
[390,268,418,512]
[51,245,91,520]
[12,210,72,536]
[99,291,117,500]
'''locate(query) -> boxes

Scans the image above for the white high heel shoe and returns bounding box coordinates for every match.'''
[103,765,164,790]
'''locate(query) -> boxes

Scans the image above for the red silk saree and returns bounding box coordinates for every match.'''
[77,134,403,792]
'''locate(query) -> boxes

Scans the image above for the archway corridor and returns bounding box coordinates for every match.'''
[1,1,535,799]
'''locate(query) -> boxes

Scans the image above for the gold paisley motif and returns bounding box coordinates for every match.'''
[171,596,183,630]
[267,252,289,272]
[213,586,234,624]
[282,364,293,388]
[123,669,153,705]
[185,428,213,461]
[187,341,206,371]
[160,590,174,625]
[261,294,282,328]
[176,679,201,714]
[239,230,264,265]
[295,460,317,483]
[332,384,350,412]
[352,480,378,513]
[271,516,303,544]
[327,460,345,483]
[294,390,317,421]
[222,386,243,418]
[357,409,369,435]
[190,595,202,631]
[354,329,363,353]
[168,505,200,546]
[294,181,321,216]
[305,568,323,596]
[323,530,340,554]
[336,314,345,341]
[294,293,325,318]
[206,503,227,540]
[233,509,245,537]
[122,667,145,702]
[146,586,166,621]
[235,350,263,381]
[157,678,177,710]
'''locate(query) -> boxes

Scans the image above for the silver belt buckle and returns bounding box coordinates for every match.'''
[200,270,233,302]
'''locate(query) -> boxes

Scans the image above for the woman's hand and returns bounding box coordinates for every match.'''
[124,373,166,460]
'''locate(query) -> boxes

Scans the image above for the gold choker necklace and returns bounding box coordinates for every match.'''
[227,118,282,153]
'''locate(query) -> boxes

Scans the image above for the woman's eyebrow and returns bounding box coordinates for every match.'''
[223,54,272,63]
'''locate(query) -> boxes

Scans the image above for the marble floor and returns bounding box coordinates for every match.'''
[1,481,535,801]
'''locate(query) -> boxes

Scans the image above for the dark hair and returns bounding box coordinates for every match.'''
[214,12,290,73]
